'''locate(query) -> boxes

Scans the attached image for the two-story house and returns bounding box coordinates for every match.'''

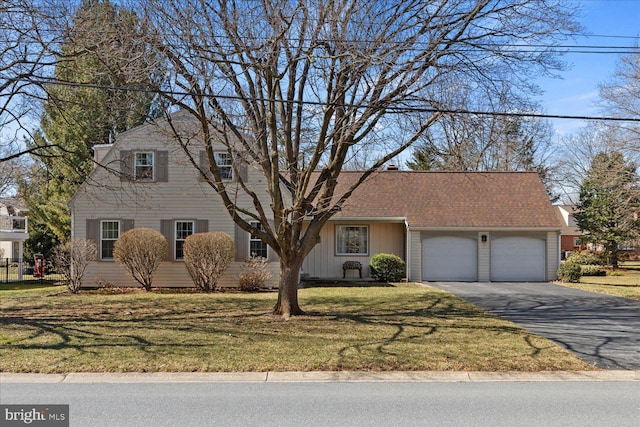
[70,116,562,288]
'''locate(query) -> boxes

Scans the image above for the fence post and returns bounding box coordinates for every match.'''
[3,258,7,284]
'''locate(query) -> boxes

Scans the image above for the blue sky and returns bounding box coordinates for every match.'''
[535,0,640,136]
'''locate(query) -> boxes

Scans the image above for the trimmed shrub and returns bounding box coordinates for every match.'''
[567,250,606,266]
[370,253,406,282]
[52,239,97,293]
[183,232,234,292]
[239,255,272,291]
[557,261,581,283]
[580,265,606,276]
[113,228,167,291]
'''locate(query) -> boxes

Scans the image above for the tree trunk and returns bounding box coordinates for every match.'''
[608,241,619,270]
[273,257,305,318]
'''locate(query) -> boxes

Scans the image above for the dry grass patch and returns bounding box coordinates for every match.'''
[0,283,594,373]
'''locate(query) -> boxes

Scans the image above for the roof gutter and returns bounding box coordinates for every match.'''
[408,226,563,232]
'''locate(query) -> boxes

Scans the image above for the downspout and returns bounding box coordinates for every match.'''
[405,219,410,282]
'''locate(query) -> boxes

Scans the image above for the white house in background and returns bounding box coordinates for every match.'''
[0,198,29,280]
[69,116,562,289]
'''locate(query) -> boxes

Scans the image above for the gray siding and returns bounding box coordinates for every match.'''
[71,120,279,288]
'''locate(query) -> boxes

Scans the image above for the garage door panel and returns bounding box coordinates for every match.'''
[423,236,477,281]
[491,237,545,282]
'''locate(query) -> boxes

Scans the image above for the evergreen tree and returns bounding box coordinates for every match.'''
[24,0,162,240]
[574,152,640,268]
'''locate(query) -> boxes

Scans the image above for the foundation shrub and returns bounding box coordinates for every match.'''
[370,253,405,282]
[183,232,234,292]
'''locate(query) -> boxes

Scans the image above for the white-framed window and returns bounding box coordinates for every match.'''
[573,237,581,247]
[336,225,369,255]
[249,221,268,259]
[135,152,154,180]
[175,220,194,260]
[215,152,233,180]
[101,220,120,260]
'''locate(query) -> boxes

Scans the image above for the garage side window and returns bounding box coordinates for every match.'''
[336,225,368,255]
[101,220,120,260]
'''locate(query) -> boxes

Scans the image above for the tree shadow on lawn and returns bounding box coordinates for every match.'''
[299,280,395,288]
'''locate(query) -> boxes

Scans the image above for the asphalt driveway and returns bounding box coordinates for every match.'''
[427,282,640,370]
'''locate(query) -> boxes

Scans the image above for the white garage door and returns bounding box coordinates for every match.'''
[491,237,546,282]
[422,236,477,281]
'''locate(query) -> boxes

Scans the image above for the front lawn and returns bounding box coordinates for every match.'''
[556,262,640,301]
[0,283,594,373]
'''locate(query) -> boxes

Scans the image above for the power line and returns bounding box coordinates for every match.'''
[10,76,640,123]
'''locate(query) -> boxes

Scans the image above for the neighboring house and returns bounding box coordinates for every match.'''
[0,199,29,280]
[555,205,585,258]
[555,205,640,259]
[70,118,562,288]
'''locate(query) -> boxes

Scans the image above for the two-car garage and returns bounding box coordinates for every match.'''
[421,233,549,282]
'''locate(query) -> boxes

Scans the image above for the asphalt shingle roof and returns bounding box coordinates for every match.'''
[331,171,561,229]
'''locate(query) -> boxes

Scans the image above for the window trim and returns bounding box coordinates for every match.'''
[215,152,233,181]
[335,225,369,256]
[249,221,269,259]
[100,220,120,260]
[573,237,581,247]
[174,220,194,260]
[134,151,155,181]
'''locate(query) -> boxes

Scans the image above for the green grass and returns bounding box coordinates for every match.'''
[556,262,640,300]
[0,283,594,373]
[0,282,66,295]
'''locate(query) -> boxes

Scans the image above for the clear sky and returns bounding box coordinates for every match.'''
[535,0,640,136]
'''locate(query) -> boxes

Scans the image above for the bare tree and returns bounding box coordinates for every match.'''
[556,123,640,203]
[598,47,640,155]
[138,0,579,317]
[0,150,27,197]
[52,238,97,293]
[408,79,555,171]
[0,1,66,162]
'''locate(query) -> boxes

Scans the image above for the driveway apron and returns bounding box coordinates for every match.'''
[427,282,640,370]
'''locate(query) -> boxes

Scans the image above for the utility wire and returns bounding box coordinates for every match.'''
[10,76,640,123]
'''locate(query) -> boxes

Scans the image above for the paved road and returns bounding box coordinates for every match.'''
[427,282,640,369]
[2,381,639,427]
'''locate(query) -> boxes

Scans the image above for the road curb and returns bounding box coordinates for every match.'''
[2,370,639,383]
